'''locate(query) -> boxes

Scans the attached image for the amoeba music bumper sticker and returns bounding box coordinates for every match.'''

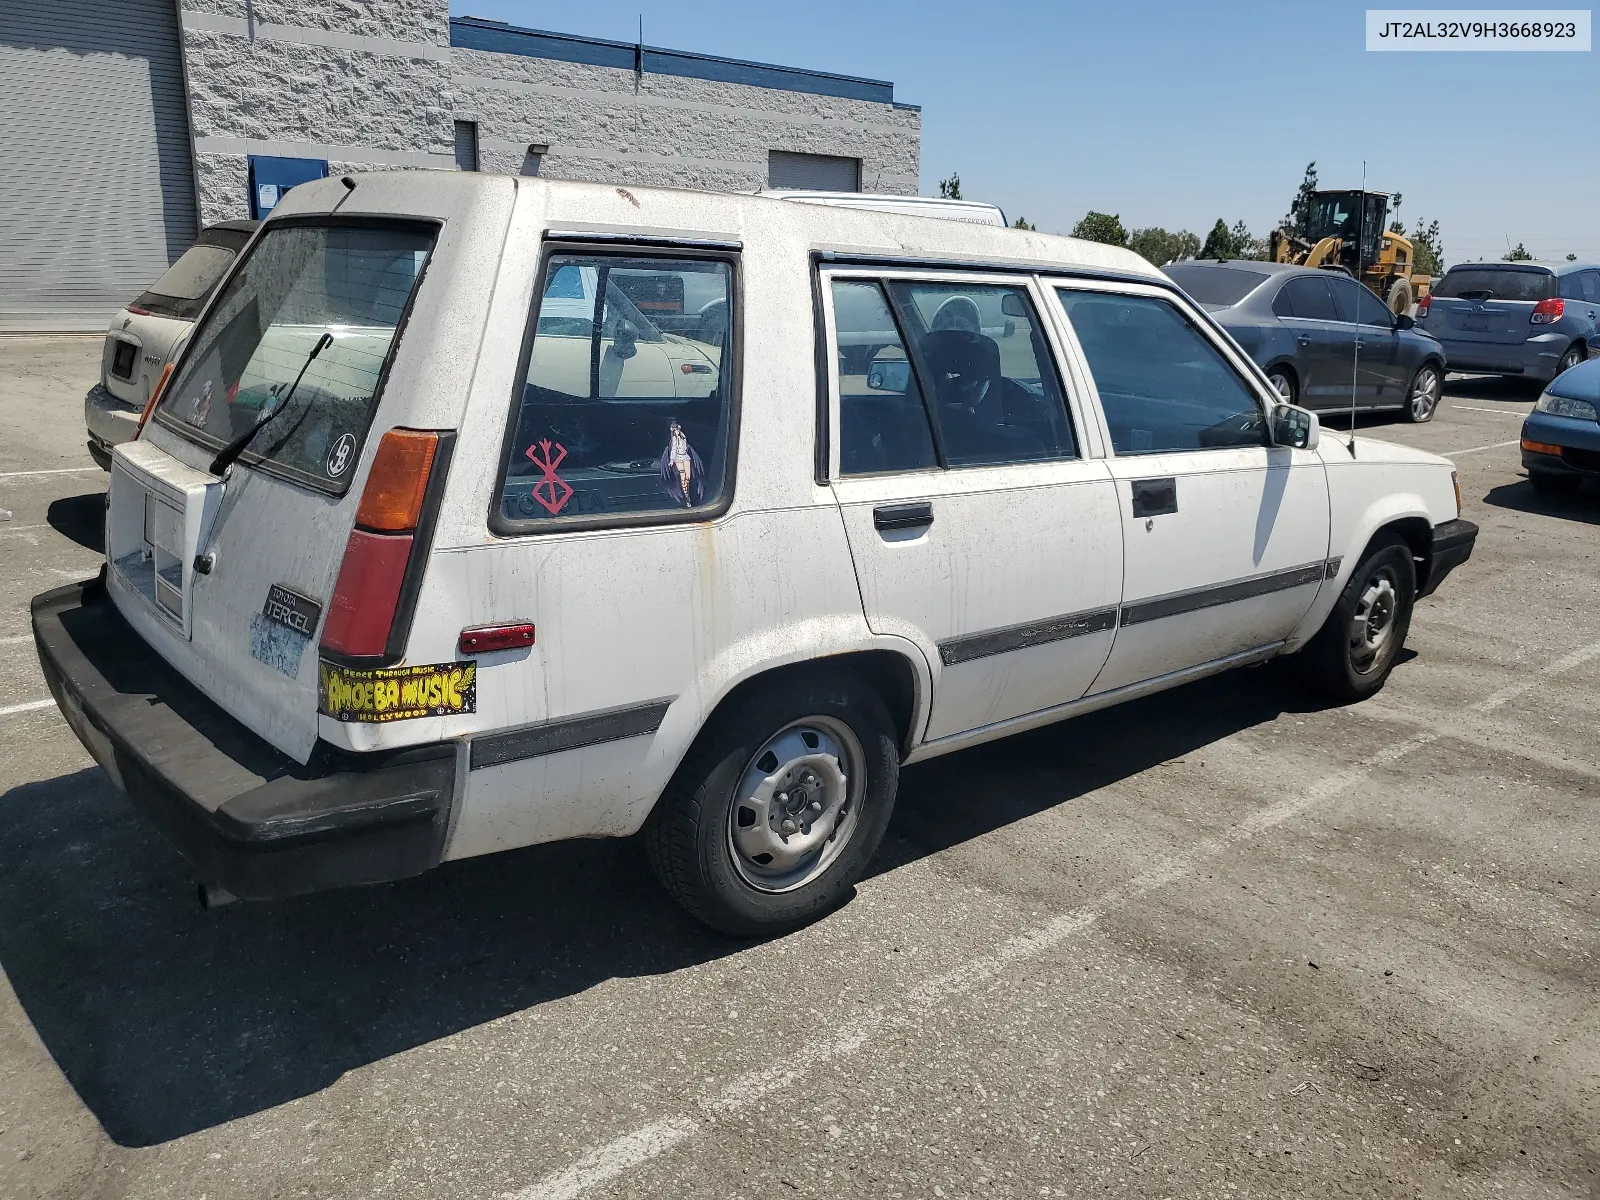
[318,660,477,723]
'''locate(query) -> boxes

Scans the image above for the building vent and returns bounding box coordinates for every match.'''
[454,120,479,171]
[768,151,861,192]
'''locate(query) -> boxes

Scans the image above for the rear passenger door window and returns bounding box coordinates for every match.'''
[1055,289,1265,454]
[495,251,736,531]
[830,275,1076,475]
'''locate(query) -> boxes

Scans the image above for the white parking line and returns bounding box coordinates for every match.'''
[1450,405,1529,417]
[507,636,1600,1200]
[0,699,54,718]
[0,466,101,480]
[1447,438,1520,457]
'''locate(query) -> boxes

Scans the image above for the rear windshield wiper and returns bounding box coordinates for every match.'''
[208,331,333,476]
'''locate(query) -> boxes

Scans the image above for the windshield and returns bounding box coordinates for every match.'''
[154,222,435,492]
[133,244,239,320]
[1306,195,1359,242]
[1162,265,1269,307]
[1434,267,1555,302]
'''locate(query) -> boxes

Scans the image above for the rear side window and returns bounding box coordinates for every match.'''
[155,221,434,493]
[496,252,735,530]
[1275,275,1339,321]
[1434,267,1555,302]
[1557,272,1588,301]
[1057,289,1265,455]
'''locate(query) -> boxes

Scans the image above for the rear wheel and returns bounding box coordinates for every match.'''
[1266,368,1297,405]
[644,671,900,936]
[1529,470,1580,496]
[1386,276,1414,315]
[1296,534,1416,702]
[1404,363,1441,423]
[1556,342,1585,376]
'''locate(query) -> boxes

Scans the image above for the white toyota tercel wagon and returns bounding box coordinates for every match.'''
[33,173,1477,935]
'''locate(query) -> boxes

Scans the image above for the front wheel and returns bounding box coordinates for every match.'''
[644,671,900,936]
[1296,535,1416,702]
[1404,363,1441,423]
[1266,368,1297,406]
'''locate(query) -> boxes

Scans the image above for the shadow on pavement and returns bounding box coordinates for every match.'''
[1442,375,1542,404]
[0,667,1337,1147]
[46,492,106,555]
[1482,479,1600,526]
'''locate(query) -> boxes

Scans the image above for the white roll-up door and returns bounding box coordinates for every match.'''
[0,2,198,332]
[768,151,861,193]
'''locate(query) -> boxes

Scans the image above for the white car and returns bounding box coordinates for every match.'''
[85,221,257,468]
[34,174,1476,936]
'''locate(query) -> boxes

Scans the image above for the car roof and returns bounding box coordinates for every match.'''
[1167,259,1301,275]
[271,171,1168,284]
[1444,260,1597,273]
[761,190,1008,227]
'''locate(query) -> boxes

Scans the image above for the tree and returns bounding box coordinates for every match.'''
[1410,218,1444,275]
[1129,226,1201,266]
[1070,211,1128,246]
[938,173,961,200]
[1198,218,1264,261]
[1388,191,1404,234]
[1012,216,1036,230]
[1281,161,1319,236]
[1199,219,1234,260]
[1503,242,1532,262]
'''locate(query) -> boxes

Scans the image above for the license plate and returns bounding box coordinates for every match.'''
[1462,318,1491,332]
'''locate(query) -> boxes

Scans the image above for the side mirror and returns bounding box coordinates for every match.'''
[1394,312,1415,330]
[1271,403,1319,451]
[611,319,638,360]
[1000,293,1029,318]
[866,354,910,392]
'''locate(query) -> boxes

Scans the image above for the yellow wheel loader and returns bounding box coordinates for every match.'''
[1268,190,1430,314]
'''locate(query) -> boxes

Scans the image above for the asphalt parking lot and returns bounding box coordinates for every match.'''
[0,336,1595,1200]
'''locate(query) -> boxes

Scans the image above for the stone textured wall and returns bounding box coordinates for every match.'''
[452,47,920,195]
[180,0,920,224]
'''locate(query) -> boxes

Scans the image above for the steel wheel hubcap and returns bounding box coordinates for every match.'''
[1410,370,1438,418]
[1349,569,1399,672]
[727,716,863,893]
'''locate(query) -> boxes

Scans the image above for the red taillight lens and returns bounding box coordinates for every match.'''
[320,428,447,661]
[135,362,176,437]
[1416,293,1431,318]
[320,530,414,657]
[1531,298,1564,325]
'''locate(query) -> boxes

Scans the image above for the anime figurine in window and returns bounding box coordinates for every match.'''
[659,418,706,507]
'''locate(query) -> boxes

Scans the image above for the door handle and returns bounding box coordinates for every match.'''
[1296,334,1311,345]
[873,501,934,532]
[1130,477,1177,518]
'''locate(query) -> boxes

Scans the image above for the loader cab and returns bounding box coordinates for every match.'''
[1306,191,1389,273]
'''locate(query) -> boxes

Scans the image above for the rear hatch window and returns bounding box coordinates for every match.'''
[1434,267,1555,302]
[153,221,434,493]
[133,244,241,320]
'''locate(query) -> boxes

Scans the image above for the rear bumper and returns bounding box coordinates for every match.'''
[1432,333,1570,381]
[85,384,140,471]
[31,575,459,901]
[1420,518,1477,599]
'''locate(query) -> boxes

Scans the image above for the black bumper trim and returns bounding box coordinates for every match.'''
[1419,518,1477,598]
[31,575,459,901]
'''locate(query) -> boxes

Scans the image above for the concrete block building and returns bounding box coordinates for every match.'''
[0,0,920,331]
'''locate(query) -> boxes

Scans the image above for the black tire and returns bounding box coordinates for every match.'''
[644,670,900,936]
[1403,362,1442,423]
[1266,368,1297,406]
[1529,470,1580,496]
[1296,534,1416,702]
[1556,342,1585,376]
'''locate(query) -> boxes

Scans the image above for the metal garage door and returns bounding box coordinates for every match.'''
[0,2,198,332]
[768,151,861,192]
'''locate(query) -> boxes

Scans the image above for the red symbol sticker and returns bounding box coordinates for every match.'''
[525,438,574,515]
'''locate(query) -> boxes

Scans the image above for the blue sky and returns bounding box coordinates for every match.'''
[453,1,1598,264]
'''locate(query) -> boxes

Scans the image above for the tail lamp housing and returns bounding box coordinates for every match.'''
[1530,298,1564,325]
[1415,292,1431,318]
[320,428,454,663]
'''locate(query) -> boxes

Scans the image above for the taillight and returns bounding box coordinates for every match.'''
[125,304,152,316]
[320,428,452,662]
[135,362,175,436]
[458,623,535,655]
[1531,298,1564,325]
[1416,293,1431,318]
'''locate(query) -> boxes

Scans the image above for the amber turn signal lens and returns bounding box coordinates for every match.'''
[355,429,439,533]
[136,362,176,436]
[1521,438,1563,456]
[1451,470,1461,515]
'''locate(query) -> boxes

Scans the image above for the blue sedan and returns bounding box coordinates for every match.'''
[1520,355,1600,494]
